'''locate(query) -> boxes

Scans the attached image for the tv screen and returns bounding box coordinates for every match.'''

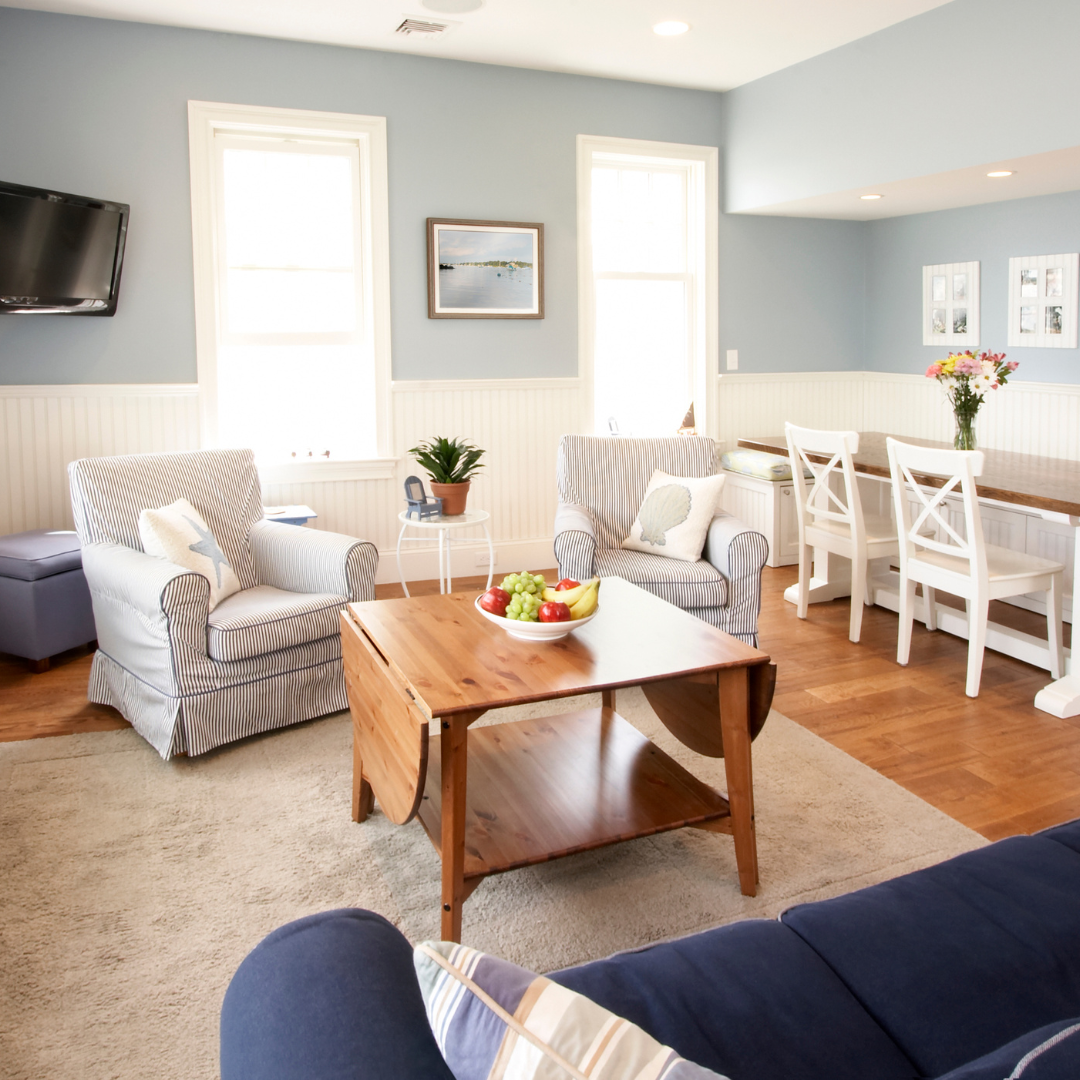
[0,180,129,315]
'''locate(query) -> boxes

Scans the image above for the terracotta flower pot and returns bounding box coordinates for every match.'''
[430,481,470,516]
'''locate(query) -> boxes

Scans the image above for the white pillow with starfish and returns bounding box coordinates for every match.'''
[138,497,242,611]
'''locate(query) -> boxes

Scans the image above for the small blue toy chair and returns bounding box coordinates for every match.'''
[404,476,442,520]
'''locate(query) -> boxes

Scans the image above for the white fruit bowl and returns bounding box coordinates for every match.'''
[474,596,597,642]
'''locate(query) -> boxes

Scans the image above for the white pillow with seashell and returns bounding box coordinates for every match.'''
[622,469,726,562]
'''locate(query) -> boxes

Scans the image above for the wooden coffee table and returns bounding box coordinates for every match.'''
[341,577,774,941]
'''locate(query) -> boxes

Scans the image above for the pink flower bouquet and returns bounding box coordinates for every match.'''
[925,350,1018,449]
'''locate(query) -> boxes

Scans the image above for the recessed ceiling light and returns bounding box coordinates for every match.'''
[653,20,690,36]
[860,193,883,200]
[421,0,482,11]
[987,170,1014,178]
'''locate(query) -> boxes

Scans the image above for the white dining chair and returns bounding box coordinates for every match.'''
[886,437,1065,698]
[785,423,901,643]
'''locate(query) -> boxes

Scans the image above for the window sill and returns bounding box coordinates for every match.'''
[259,457,399,484]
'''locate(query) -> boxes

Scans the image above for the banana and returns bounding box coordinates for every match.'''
[541,577,598,606]
[568,579,600,620]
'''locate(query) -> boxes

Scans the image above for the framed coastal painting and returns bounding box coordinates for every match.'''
[922,260,980,346]
[427,218,544,319]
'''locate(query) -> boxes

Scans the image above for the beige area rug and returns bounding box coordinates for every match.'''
[0,690,984,1080]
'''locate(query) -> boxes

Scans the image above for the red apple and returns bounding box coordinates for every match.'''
[554,578,580,591]
[538,601,572,623]
[479,587,511,617]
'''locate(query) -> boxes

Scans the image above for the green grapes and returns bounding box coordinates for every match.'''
[499,571,547,621]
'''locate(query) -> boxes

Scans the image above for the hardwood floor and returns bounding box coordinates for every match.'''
[2,567,1079,841]
[759,564,1080,841]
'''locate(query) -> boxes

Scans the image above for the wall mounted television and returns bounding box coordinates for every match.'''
[0,180,129,315]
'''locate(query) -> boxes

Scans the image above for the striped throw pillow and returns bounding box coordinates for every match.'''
[414,941,730,1080]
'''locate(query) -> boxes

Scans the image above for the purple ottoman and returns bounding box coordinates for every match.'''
[0,529,96,672]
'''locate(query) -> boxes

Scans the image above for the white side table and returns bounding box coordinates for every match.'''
[396,509,493,598]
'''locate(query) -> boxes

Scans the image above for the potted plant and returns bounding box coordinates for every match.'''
[408,436,485,516]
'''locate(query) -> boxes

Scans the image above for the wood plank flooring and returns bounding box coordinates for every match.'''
[2,567,1079,841]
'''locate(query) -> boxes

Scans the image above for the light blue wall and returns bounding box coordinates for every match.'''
[866,189,1080,384]
[724,0,1080,213]
[720,214,867,371]
[0,7,735,384]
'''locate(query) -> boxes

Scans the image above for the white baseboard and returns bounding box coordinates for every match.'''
[374,537,557,587]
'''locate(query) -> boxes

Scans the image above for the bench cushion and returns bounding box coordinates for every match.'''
[0,529,82,581]
[551,918,916,1080]
[782,835,1080,1078]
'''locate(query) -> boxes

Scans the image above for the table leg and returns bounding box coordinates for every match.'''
[446,529,454,594]
[438,529,447,595]
[783,546,853,607]
[440,715,468,942]
[1035,516,1080,717]
[484,524,494,591]
[352,721,374,823]
[718,666,757,896]
[397,523,411,598]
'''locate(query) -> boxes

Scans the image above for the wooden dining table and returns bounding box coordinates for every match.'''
[739,432,1080,718]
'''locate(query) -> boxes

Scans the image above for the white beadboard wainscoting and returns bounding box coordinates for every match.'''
[0,384,201,536]
[4,372,1078,588]
[265,378,582,583]
[715,371,1080,462]
[0,379,581,585]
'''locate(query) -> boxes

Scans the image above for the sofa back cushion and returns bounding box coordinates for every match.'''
[781,835,1080,1078]
[557,435,718,550]
[551,918,917,1080]
[69,448,262,589]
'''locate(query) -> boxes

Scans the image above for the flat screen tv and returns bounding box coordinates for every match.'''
[0,180,129,315]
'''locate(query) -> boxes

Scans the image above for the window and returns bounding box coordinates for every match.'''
[577,135,717,437]
[188,102,393,480]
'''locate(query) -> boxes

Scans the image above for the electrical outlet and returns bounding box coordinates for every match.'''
[726,349,739,370]
[476,550,495,567]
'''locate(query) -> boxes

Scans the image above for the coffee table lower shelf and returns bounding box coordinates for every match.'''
[416,707,732,885]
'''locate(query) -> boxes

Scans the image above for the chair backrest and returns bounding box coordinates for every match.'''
[784,423,865,540]
[68,448,263,589]
[886,437,986,578]
[556,435,718,550]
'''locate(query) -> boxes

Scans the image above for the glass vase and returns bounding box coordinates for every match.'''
[953,409,978,451]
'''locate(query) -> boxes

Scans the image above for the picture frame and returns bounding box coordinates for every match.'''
[427,218,544,319]
[1007,253,1079,348]
[922,261,980,347]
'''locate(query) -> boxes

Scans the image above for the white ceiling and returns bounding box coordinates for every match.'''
[744,146,1080,221]
[0,0,955,92]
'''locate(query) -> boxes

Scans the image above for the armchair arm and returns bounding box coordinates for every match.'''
[553,502,597,584]
[221,909,454,1080]
[80,542,212,689]
[702,514,770,646]
[249,520,378,603]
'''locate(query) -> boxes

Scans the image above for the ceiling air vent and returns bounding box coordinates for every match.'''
[395,17,450,36]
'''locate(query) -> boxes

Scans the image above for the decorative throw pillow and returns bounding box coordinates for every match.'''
[138,497,241,611]
[622,470,726,562]
[414,940,730,1080]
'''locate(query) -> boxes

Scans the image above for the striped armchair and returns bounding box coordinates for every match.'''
[68,449,378,759]
[554,435,768,645]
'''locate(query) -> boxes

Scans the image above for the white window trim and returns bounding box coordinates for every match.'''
[187,100,394,481]
[576,133,718,438]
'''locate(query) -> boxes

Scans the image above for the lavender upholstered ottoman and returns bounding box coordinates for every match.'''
[0,529,96,671]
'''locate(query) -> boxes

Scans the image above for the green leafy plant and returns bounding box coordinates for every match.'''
[409,436,486,485]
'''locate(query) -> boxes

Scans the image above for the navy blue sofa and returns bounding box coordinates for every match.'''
[221,819,1080,1080]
